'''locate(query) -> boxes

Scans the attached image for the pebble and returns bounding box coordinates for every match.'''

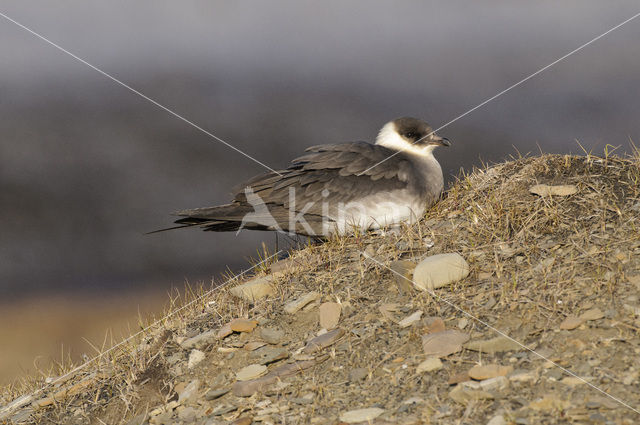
[416,357,443,373]
[468,364,513,380]
[422,330,470,358]
[230,276,276,302]
[231,417,253,425]
[399,310,423,328]
[424,317,446,334]
[180,329,217,350]
[486,414,506,425]
[449,384,493,404]
[303,328,345,353]
[339,407,385,423]
[579,308,604,321]
[529,184,578,197]
[236,364,268,381]
[559,316,583,330]
[229,318,258,333]
[508,369,538,384]
[412,253,470,291]
[177,406,197,422]
[260,327,285,344]
[187,349,205,369]
[319,302,342,329]
[205,388,230,401]
[284,291,320,314]
[528,397,570,411]
[216,323,233,339]
[560,376,587,387]
[464,336,521,354]
[178,379,200,405]
[250,346,289,365]
[244,341,266,351]
[349,368,368,382]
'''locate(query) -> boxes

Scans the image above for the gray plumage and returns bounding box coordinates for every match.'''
[170,117,449,236]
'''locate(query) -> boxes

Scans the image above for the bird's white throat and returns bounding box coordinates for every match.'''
[375,122,436,158]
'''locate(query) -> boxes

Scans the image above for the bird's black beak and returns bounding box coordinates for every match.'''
[428,136,451,147]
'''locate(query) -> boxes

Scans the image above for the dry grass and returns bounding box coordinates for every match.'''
[2,151,640,424]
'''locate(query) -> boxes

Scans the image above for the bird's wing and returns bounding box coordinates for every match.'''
[233,142,413,214]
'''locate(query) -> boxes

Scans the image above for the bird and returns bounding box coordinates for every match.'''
[167,117,449,237]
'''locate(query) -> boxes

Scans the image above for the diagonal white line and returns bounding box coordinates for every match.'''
[0,250,282,418]
[358,10,640,176]
[0,11,283,177]
[362,252,640,415]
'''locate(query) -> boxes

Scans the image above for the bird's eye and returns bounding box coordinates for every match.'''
[405,132,416,139]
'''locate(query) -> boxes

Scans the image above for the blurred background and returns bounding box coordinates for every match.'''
[1,1,639,385]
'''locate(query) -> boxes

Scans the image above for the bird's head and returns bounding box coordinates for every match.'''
[375,117,450,157]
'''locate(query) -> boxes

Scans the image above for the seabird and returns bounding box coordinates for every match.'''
[170,117,449,236]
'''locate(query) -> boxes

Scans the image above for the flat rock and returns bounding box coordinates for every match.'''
[529,396,571,411]
[187,349,206,369]
[422,330,470,358]
[236,364,268,381]
[559,316,584,330]
[178,379,200,405]
[468,364,513,380]
[424,317,446,334]
[244,341,267,351]
[579,308,604,321]
[229,318,258,333]
[464,336,521,354]
[216,323,233,339]
[529,184,578,197]
[180,329,217,350]
[339,407,384,423]
[230,276,276,302]
[284,292,320,314]
[205,388,230,401]
[486,415,506,425]
[399,310,423,328]
[449,384,494,404]
[250,346,289,365]
[303,328,345,354]
[232,358,321,397]
[319,302,342,329]
[416,357,443,373]
[260,327,285,344]
[413,253,470,291]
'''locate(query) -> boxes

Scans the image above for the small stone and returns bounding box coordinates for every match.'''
[229,318,258,333]
[560,376,587,387]
[379,303,399,322]
[448,371,471,385]
[579,308,604,321]
[422,330,470,358]
[458,318,468,329]
[231,417,253,425]
[217,323,233,339]
[236,364,268,381]
[349,368,368,382]
[413,253,470,291]
[389,260,417,293]
[230,276,276,302]
[187,349,206,369]
[303,328,345,354]
[260,327,285,344]
[319,302,342,329]
[464,336,521,354]
[416,357,443,373]
[478,376,508,391]
[339,407,384,423]
[559,316,584,330]
[529,397,570,411]
[468,364,513,380]
[399,311,423,328]
[178,380,200,405]
[181,329,217,350]
[211,404,238,416]
[177,406,197,422]
[424,317,446,333]
[250,346,289,365]
[449,384,493,404]
[284,291,320,314]
[486,415,506,425]
[205,388,230,401]
[529,184,578,197]
[244,341,266,351]
[508,369,538,384]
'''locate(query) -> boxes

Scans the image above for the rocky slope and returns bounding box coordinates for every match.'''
[2,153,640,425]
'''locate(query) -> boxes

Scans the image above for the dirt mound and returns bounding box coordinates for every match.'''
[2,153,640,424]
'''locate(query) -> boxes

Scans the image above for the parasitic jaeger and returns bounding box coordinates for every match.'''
[166,117,449,237]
